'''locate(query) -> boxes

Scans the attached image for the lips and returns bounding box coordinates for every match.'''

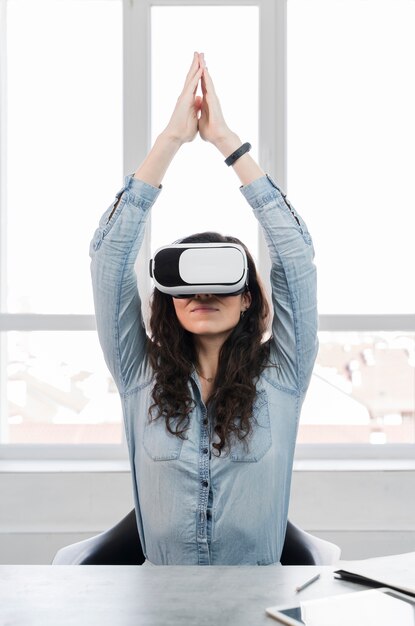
[190,306,219,313]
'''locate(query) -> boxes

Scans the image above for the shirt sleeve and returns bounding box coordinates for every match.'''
[240,174,318,395]
[89,174,162,394]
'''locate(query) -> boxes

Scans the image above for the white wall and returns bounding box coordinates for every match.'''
[1,461,414,564]
[290,464,415,561]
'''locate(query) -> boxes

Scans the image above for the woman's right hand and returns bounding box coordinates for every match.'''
[198,53,234,147]
[162,52,204,145]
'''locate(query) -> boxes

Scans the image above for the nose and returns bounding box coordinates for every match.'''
[194,293,213,300]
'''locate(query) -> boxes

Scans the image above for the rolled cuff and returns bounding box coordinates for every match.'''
[122,173,163,206]
[239,174,283,207]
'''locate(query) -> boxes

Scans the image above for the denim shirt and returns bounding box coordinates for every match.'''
[89,173,318,565]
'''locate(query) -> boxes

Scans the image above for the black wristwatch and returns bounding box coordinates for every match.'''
[224,142,252,167]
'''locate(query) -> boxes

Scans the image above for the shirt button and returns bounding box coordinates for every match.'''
[203,418,208,426]
[202,480,208,488]
[203,447,209,454]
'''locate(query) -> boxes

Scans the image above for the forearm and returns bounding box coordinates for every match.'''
[133,131,182,188]
[214,132,265,187]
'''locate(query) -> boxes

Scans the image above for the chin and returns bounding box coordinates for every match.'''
[192,324,236,337]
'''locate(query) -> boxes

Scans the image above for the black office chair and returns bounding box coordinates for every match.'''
[52,509,341,566]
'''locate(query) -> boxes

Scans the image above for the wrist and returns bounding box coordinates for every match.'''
[214,132,242,158]
[158,129,184,150]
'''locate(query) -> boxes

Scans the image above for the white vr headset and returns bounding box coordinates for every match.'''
[149,243,249,298]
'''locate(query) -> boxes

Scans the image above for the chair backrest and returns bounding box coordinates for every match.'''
[280,520,341,566]
[52,510,145,565]
[52,510,340,566]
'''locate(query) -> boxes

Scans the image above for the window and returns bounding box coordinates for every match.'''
[288,0,415,451]
[150,6,259,258]
[1,0,413,460]
[1,0,124,456]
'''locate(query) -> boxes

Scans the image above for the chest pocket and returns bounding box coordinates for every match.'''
[143,416,184,461]
[230,389,272,463]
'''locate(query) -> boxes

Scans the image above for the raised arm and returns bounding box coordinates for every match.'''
[134,51,204,187]
[199,56,318,394]
[198,55,265,186]
[240,176,318,395]
[89,53,204,393]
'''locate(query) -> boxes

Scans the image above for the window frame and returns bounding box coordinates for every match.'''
[0,0,414,461]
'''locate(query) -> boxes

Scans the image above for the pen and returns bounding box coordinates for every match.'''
[295,573,321,593]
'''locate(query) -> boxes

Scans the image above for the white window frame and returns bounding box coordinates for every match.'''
[0,0,414,461]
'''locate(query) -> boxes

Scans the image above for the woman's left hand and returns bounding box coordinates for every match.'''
[163,52,203,145]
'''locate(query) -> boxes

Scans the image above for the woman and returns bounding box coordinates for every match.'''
[90,52,318,565]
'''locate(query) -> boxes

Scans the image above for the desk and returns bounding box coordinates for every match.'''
[0,564,366,625]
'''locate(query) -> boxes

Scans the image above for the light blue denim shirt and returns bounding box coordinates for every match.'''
[89,173,318,565]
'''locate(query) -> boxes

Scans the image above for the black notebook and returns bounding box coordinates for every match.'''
[334,552,415,597]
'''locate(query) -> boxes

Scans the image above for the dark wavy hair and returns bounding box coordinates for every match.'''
[147,232,272,457]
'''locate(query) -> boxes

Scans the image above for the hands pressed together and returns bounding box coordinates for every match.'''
[134,51,263,187]
[163,52,232,147]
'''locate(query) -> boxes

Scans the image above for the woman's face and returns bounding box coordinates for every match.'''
[172,292,252,339]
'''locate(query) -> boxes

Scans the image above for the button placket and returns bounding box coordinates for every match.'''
[265,174,302,228]
[197,407,211,562]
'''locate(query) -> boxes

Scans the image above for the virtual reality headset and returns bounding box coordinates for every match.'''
[149,243,249,298]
